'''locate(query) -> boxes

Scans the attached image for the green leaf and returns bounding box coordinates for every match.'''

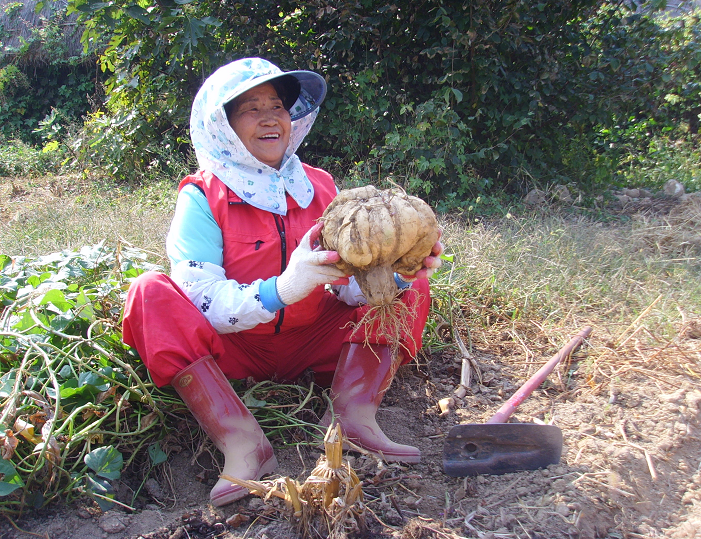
[77,1,110,13]
[58,365,74,379]
[0,460,24,496]
[58,379,88,399]
[78,242,110,269]
[175,15,211,57]
[25,490,44,509]
[85,474,115,511]
[124,5,151,25]
[75,289,96,321]
[39,289,74,312]
[243,393,267,408]
[85,446,123,480]
[0,371,16,399]
[0,255,11,271]
[49,313,74,332]
[148,442,168,466]
[79,371,110,392]
[35,252,66,266]
[200,16,221,27]
[451,88,463,103]
[12,310,36,332]
[59,371,109,400]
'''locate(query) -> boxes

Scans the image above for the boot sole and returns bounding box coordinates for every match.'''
[350,442,421,464]
[320,416,421,463]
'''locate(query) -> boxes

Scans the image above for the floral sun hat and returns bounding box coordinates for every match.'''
[190,58,327,215]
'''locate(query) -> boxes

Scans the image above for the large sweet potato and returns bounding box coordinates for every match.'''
[320,186,440,306]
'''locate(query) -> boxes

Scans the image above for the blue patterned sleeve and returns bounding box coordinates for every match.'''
[166,183,224,269]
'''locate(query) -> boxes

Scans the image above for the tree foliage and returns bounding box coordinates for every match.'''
[0,1,95,143]
[9,0,699,204]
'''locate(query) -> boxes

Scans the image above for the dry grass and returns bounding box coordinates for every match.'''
[0,175,174,261]
[430,206,700,419]
[2,174,698,346]
[436,208,701,343]
[631,195,701,256]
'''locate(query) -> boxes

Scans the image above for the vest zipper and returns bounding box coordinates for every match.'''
[273,215,287,334]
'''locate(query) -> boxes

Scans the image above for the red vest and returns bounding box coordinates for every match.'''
[178,164,338,334]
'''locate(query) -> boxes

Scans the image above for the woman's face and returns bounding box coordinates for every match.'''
[227,82,292,169]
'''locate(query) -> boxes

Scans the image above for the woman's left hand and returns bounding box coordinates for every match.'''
[398,238,445,282]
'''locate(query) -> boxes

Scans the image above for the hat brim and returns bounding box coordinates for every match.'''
[219,70,327,122]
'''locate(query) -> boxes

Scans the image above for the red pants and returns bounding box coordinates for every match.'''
[122,272,430,387]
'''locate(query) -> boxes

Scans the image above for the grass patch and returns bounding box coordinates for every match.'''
[432,211,701,342]
[0,140,62,178]
[0,174,176,260]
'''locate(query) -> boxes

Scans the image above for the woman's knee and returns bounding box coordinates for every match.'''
[129,270,171,291]
[126,271,182,303]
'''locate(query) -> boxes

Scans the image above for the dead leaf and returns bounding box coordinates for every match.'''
[28,411,47,430]
[22,390,49,408]
[225,513,250,528]
[96,386,116,404]
[87,433,104,444]
[13,418,43,444]
[34,436,61,475]
[2,429,18,459]
[141,411,159,430]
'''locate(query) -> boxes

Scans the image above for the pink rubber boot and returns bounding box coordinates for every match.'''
[320,343,420,463]
[172,356,278,506]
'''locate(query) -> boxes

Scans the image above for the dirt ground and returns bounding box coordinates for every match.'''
[1,178,700,539]
[1,320,700,539]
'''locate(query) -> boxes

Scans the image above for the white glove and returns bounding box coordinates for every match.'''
[276,223,348,306]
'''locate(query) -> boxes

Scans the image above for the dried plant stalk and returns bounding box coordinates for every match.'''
[221,424,366,538]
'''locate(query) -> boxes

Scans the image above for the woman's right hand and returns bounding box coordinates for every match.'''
[276,223,349,306]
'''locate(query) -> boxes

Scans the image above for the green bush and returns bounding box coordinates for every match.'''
[365,88,499,209]
[77,108,193,183]
[0,65,32,138]
[619,136,701,191]
[0,244,165,511]
[53,1,701,202]
[0,243,332,512]
[0,139,62,177]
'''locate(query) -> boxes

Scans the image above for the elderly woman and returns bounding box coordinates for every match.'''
[122,58,442,506]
